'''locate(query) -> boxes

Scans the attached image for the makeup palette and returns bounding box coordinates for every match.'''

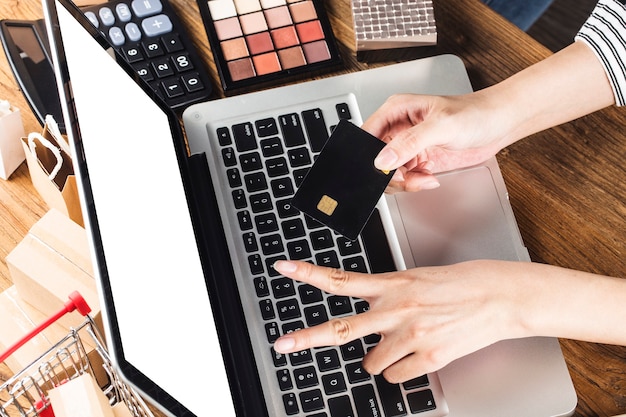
[197,0,342,92]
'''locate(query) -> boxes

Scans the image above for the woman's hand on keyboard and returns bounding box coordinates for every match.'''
[271,258,626,383]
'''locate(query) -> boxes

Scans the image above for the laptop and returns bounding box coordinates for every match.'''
[42,0,577,415]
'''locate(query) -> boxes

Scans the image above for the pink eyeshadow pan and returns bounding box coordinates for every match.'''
[271,26,299,49]
[264,5,292,28]
[302,40,331,63]
[295,20,324,43]
[278,46,306,69]
[239,11,268,34]
[221,37,249,60]
[214,17,243,40]
[246,31,274,54]
[228,57,256,80]
[252,52,281,75]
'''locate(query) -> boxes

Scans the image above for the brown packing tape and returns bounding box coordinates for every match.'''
[21,121,83,227]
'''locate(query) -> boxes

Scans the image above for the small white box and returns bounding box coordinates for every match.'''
[0,101,26,180]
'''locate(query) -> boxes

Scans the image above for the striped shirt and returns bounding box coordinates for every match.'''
[576,0,626,106]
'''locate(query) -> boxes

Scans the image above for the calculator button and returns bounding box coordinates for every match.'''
[131,0,163,17]
[171,52,194,72]
[142,14,173,37]
[162,33,184,53]
[108,27,126,46]
[161,79,184,98]
[123,46,144,63]
[181,73,205,93]
[125,22,142,42]
[99,7,116,25]
[134,62,154,81]
[116,3,132,22]
[143,40,164,58]
[152,58,174,78]
[85,11,99,28]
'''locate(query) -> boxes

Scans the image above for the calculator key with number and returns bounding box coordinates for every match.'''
[83,0,212,110]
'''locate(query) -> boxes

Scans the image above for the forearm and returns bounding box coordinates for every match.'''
[512,261,626,345]
[478,41,615,148]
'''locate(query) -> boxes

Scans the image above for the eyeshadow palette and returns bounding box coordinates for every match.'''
[197,0,342,92]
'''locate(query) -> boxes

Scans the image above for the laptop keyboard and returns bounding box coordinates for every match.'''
[209,95,447,416]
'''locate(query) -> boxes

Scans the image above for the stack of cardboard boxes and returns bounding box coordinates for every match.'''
[0,208,101,374]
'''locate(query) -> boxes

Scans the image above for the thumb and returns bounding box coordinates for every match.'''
[374,122,440,171]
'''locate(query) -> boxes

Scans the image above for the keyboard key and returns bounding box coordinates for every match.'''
[299,284,324,304]
[266,322,280,343]
[300,389,324,413]
[281,218,305,239]
[277,298,301,321]
[282,392,299,415]
[403,375,429,390]
[277,369,293,390]
[271,277,296,298]
[255,117,279,137]
[266,157,289,177]
[221,147,237,166]
[250,192,273,213]
[304,304,328,326]
[375,375,408,417]
[248,254,264,275]
[322,372,347,395]
[289,349,313,366]
[239,152,263,171]
[253,276,269,297]
[236,210,252,230]
[338,237,361,255]
[341,340,364,361]
[232,122,257,152]
[277,198,300,218]
[260,136,283,157]
[244,172,267,192]
[352,384,382,417]
[310,229,334,250]
[316,349,341,372]
[315,250,340,268]
[255,213,279,233]
[242,232,258,252]
[287,239,311,260]
[216,127,232,145]
[343,256,368,273]
[302,108,329,152]
[260,234,284,255]
[346,362,370,383]
[328,295,352,316]
[287,147,311,167]
[328,395,354,417]
[336,102,351,120]
[226,168,242,188]
[407,389,436,413]
[259,299,275,320]
[271,347,288,366]
[279,113,306,147]
[270,177,294,198]
[293,167,309,186]
[294,366,319,389]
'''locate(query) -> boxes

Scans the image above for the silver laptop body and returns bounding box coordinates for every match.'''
[44,0,577,415]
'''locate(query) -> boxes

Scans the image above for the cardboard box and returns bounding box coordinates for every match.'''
[0,286,68,374]
[112,402,134,417]
[0,101,25,180]
[48,373,115,417]
[6,208,101,334]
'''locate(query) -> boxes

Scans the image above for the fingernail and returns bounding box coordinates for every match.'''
[274,260,297,273]
[374,148,398,170]
[422,179,440,190]
[274,336,295,353]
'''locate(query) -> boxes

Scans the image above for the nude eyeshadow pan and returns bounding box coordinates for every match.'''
[197,0,342,92]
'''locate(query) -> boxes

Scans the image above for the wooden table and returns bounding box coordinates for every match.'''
[1,0,625,415]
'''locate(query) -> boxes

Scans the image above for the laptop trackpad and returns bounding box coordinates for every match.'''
[387,158,529,268]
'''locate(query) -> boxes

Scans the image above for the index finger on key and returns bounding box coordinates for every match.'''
[273,260,379,299]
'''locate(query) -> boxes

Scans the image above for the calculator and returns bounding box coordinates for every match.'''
[82,0,213,110]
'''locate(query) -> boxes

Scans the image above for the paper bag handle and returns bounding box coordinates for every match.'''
[27,132,63,181]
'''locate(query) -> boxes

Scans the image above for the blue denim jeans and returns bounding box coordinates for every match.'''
[481,0,555,31]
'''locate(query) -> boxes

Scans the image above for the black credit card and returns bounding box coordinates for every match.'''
[292,119,395,240]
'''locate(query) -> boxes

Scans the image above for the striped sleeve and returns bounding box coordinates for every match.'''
[575,0,626,106]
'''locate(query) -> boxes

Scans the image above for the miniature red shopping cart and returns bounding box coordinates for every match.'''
[0,291,154,417]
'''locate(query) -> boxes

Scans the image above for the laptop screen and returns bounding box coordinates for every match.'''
[43,0,238,415]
